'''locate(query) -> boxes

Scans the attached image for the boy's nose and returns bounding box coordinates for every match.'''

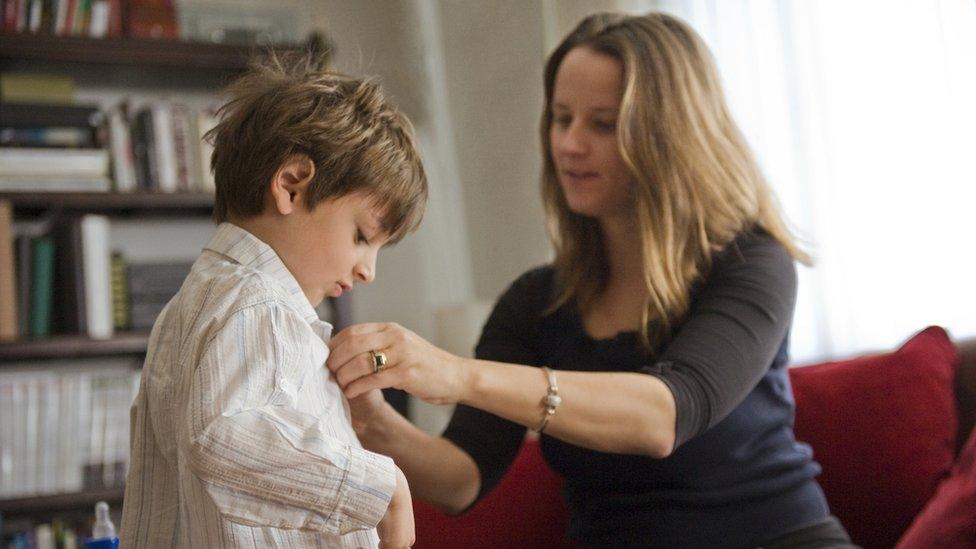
[354,260,375,284]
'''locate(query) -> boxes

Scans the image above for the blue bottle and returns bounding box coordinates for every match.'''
[83,501,119,549]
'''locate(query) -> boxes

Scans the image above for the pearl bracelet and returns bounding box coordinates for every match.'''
[535,367,561,433]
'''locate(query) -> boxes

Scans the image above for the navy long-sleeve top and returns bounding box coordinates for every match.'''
[441,229,830,548]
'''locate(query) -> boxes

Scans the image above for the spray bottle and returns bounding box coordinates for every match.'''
[83,501,119,549]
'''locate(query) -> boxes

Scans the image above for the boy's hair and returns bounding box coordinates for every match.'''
[207,51,427,243]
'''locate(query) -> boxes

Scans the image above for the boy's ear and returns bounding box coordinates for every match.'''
[270,154,316,215]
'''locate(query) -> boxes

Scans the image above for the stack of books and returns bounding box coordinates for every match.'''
[0,103,111,193]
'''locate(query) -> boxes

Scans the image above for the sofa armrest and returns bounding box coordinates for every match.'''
[955,337,976,453]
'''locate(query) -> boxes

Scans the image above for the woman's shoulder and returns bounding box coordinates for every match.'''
[491,264,557,318]
[714,226,794,270]
[508,264,556,293]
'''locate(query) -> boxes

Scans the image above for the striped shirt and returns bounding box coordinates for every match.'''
[121,223,395,548]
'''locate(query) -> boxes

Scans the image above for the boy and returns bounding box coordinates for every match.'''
[120,53,427,548]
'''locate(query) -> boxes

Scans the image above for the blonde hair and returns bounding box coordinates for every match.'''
[541,12,809,349]
[209,51,427,243]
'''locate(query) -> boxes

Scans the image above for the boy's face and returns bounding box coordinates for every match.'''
[283,191,390,307]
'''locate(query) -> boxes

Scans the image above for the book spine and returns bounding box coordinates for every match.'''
[0,199,17,341]
[107,105,137,192]
[110,251,128,330]
[151,102,178,193]
[0,378,14,496]
[28,235,54,338]
[80,214,113,340]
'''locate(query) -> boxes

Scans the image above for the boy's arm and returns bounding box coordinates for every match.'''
[186,302,396,536]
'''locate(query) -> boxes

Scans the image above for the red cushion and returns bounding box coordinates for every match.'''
[896,426,976,548]
[413,437,573,549]
[789,326,959,549]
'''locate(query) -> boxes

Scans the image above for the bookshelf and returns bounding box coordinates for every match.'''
[0,330,149,361]
[0,191,214,216]
[0,30,327,538]
[0,488,124,519]
[0,32,321,71]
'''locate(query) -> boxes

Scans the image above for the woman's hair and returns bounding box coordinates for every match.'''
[208,51,427,244]
[541,12,809,349]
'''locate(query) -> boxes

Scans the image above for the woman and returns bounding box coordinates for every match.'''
[327,12,853,548]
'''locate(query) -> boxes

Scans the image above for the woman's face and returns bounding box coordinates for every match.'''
[549,47,634,220]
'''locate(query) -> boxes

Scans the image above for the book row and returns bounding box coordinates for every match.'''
[2,0,180,40]
[0,365,138,498]
[0,101,218,194]
[0,202,193,341]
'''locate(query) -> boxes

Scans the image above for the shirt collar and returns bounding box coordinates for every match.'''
[204,223,332,339]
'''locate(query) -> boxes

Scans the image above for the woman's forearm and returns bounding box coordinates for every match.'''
[461,359,676,457]
[355,401,481,514]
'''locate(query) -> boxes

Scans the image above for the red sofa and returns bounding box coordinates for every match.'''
[413,327,976,549]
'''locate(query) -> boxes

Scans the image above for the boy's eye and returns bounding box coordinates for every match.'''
[552,115,571,129]
[356,229,369,245]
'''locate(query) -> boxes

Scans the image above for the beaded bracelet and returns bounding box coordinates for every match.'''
[535,367,561,433]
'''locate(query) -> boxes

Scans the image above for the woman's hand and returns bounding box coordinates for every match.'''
[327,322,471,404]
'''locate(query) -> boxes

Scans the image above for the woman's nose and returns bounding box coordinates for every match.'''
[556,123,588,156]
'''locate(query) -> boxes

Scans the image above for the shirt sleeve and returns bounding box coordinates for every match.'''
[441,267,552,508]
[640,230,798,449]
[185,301,396,535]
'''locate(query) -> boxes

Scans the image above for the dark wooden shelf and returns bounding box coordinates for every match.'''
[0,191,214,215]
[0,32,310,71]
[0,331,149,361]
[0,487,124,517]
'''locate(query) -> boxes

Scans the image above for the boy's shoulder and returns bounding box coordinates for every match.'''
[173,252,308,334]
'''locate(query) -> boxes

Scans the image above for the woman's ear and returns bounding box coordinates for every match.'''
[269,154,316,215]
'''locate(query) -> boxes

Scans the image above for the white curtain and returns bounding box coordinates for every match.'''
[615,0,976,361]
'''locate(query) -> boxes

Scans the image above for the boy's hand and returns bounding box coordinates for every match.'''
[327,323,471,404]
[346,389,387,441]
[377,466,415,549]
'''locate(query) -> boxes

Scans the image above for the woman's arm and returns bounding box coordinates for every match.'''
[330,323,677,458]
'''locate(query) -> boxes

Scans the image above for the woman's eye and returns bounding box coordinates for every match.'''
[553,115,571,128]
[594,120,616,132]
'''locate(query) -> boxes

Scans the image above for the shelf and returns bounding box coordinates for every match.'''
[0,331,149,361]
[0,32,312,71]
[0,488,124,517]
[0,191,214,216]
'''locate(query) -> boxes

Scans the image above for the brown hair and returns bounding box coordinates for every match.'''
[208,51,427,243]
[541,12,810,349]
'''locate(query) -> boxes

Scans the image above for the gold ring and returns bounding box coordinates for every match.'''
[370,350,388,374]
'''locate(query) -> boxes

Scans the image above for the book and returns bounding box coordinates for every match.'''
[127,0,177,39]
[15,234,31,335]
[0,103,101,129]
[195,109,217,191]
[29,234,55,337]
[0,199,17,341]
[132,107,156,190]
[0,73,74,105]
[0,126,96,148]
[150,102,178,192]
[51,217,87,335]
[110,251,128,330]
[0,147,109,177]
[0,175,112,193]
[80,214,113,339]
[107,103,137,192]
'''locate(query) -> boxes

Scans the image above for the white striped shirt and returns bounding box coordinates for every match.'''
[121,223,395,548]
